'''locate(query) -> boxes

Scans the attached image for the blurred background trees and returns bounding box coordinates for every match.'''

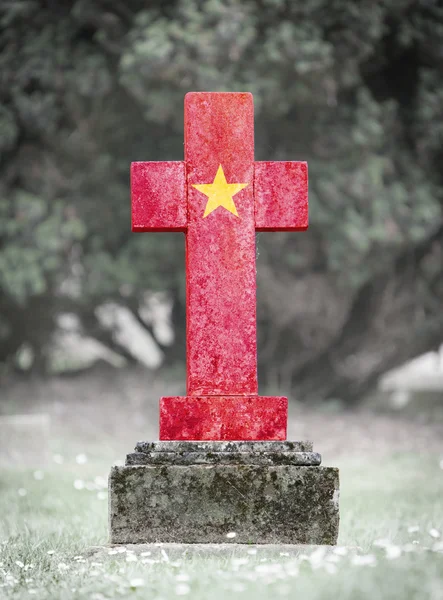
[1,0,442,402]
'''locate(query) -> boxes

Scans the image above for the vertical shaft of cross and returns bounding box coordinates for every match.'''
[131,91,309,440]
[184,93,257,397]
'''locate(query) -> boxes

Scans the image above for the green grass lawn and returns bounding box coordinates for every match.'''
[1,450,443,599]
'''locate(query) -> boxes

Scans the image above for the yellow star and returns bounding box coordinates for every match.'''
[192,164,249,218]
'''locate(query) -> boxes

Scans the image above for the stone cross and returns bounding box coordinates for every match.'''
[131,92,308,441]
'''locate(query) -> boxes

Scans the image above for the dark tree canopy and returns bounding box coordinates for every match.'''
[1,0,443,401]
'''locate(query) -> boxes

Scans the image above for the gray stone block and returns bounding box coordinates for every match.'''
[130,441,319,466]
[109,460,339,545]
[126,450,322,466]
[135,441,313,453]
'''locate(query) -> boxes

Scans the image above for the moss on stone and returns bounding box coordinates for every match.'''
[109,463,339,545]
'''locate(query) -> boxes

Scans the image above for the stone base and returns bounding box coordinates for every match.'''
[109,441,339,545]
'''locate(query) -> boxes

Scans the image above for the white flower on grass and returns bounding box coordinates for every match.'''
[76,453,88,464]
[385,545,402,560]
[161,549,170,563]
[33,471,44,481]
[226,532,236,539]
[129,578,145,589]
[351,554,376,567]
[17,489,27,497]
[255,563,284,574]
[326,554,340,564]
[408,525,419,533]
[373,538,391,548]
[53,454,64,464]
[47,550,55,555]
[324,563,338,575]
[126,554,137,562]
[429,529,441,539]
[15,561,24,568]
[57,563,69,572]
[175,583,190,595]
[73,480,84,490]
[309,547,327,567]
[333,547,348,556]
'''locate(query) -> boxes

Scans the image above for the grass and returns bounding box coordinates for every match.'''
[1,450,443,599]
[1,371,443,599]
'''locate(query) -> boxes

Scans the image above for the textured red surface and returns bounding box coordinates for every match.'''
[130,92,308,441]
[160,396,287,441]
[131,161,186,232]
[185,92,257,396]
[255,161,308,231]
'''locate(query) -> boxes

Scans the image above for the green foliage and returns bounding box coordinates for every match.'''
[0,192,85,304]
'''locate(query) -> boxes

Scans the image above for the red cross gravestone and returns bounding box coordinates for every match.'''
[109,92,339,546]
[131,92,308,441]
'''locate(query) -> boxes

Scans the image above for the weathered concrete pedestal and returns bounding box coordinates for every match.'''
[109,441,339,545]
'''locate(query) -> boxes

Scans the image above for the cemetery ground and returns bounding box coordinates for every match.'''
[1,367,443,599]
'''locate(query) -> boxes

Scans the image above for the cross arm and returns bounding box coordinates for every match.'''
[131,161,187,232]
[254,161,308,231]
